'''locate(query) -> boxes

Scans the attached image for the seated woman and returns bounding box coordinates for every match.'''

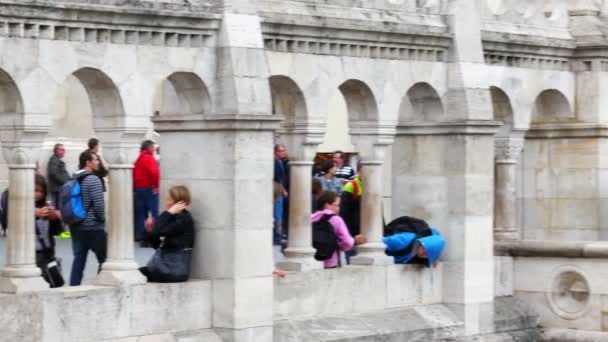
[312,191,366,268]
[140,185,194,282]
[383,216,445,268]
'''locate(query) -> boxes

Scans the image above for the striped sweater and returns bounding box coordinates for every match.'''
[74,171,105,230]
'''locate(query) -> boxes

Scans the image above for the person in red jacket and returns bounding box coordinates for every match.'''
[133,140,160,247]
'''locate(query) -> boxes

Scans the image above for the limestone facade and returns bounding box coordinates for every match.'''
[0,0,607,340]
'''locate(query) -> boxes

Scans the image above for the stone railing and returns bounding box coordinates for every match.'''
[478,0,570,33]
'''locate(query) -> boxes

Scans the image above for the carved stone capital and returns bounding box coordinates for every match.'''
[95,129,149,166]
[494,137,524,164]
[2,141,45,167]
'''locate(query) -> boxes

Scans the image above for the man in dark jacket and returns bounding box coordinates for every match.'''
[69,150,107,286]
[47,143,70,206]
[273,144,288,245]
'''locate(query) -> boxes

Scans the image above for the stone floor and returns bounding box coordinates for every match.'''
[0,236,286,285]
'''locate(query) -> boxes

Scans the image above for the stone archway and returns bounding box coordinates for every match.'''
[399,82,445,122]
[156,72,211,116]
[531,89,574,123]
[392,82,446,225]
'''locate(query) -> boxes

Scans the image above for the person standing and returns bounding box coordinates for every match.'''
[332,150,356,182]
[133,140,160,246]
[315,160,343,194]
[87,138,109,191]
[47,143,70,207]
[273,144,288,245]
[69,151,107,286]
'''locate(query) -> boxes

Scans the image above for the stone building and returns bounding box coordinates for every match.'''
[0,0,607,341]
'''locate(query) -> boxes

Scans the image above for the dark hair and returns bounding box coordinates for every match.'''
[88,138,99,150]
[34,175,47,207]
[311,177,322,196]
[274,144,285,152]
[141,140,155,152]
[79,150,96,169]
[315,191,339,211]
[333,150,345,159]
[320,160,335,174]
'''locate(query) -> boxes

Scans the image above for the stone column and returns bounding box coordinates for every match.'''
[95,142,146,286]
[351,145,393,266]
[494,137,524,241]
[276,160,322,271]
[0,144,48,292]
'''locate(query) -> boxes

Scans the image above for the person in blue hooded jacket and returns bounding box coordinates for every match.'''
[382,216,445,267]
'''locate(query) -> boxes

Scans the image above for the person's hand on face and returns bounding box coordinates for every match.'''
[168,201,187,215]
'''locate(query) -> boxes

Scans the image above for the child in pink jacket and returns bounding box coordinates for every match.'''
[312,191,367,268]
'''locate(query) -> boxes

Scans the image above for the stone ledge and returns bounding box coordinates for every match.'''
[495,240,608,258]
[275,297,539,342]
[395,120,502,136]
[0,280,213,342]
[526,123,608,138]
[540,328,608,341]
[275,263,443,321]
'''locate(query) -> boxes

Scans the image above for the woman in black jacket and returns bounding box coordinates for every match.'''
[140,185,194,282]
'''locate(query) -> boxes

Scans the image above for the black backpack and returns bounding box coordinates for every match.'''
[384,216,432,238]
[312,214,338,261]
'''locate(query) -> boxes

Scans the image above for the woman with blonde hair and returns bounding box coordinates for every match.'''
[140,185,195,282]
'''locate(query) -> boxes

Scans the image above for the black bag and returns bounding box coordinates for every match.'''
[35,224,64,288]
[146,248,192,282]
[312,214,339,261]
[384,216,432,238]
[42,258,64,288]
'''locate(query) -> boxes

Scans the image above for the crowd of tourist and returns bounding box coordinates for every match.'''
[0,138,445,288]
[0,138,193,288]
[273,144,446,270]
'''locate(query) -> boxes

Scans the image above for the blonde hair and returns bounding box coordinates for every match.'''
[168,185,191,205]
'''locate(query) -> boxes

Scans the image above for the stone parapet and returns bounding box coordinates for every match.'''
[496,240,608,258]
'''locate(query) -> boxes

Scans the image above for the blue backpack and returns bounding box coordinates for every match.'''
[58,174,90,226]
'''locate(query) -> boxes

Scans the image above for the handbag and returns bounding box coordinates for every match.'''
[145,247,192,282]
[35,222,65,288]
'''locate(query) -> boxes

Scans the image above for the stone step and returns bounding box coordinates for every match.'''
[274,297,539,342]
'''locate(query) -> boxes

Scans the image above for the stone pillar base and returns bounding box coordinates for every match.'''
[94,260,146,286]
[0,275,48,293]
[276,248,322,272]
[494,228,519,241]
[350,244,393,266]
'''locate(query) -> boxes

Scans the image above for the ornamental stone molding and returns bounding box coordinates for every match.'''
[494,137,524,164]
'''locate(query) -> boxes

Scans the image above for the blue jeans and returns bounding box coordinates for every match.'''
[69,229,107,286]
[134,188,159,241]
[273,195,285,243]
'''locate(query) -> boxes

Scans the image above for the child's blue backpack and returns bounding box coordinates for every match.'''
[58,174,90,226]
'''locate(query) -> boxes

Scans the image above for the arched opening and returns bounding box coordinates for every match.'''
[155,72,211,116]
[269,75,307,127]
[48,68,126,175]
[490,86,514,137]
[399,82,444,122]
[0,69,24,189]
[531,89,574,123]
[339,79,378,123]
[392,82,446,224]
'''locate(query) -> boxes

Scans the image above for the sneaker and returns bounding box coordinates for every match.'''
[57,231,72,239]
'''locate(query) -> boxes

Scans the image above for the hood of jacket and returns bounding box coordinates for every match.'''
[417,229,445,267]
[311,209,335,223]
